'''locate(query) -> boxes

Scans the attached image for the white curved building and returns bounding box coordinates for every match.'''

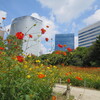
[10,16,42,56]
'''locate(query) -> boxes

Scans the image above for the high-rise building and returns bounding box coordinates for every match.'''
[10,16,42,56]
[55,34,74,51]
[78,21,100,47]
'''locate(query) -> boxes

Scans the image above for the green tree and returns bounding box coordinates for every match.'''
[84,35,100,67]
[71,47,88,66]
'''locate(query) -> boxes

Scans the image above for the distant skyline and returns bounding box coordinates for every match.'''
[0,0,100,53]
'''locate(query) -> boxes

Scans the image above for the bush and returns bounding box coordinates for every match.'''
[83,35,100,67]
[0,54,59,100]
[0,34,59,100]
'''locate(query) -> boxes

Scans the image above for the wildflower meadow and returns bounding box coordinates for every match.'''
[0,17,100,100]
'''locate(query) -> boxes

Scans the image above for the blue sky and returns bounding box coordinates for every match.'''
[0,0,51,25]
[0,0,100,53]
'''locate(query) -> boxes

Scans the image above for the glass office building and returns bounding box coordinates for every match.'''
[78,21,100,47]
[55,34,74,51]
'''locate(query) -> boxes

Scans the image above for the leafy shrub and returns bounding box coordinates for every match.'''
[0,53,59,99]
[0,32,59,100]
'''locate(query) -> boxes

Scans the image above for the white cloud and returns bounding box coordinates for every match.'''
[0,10,7,24]
[40,42,54,54]
[31,13,58,54]
[88,5,99,11]
[93,5,98,10]
[69,22,79,49]
[40,43,47,54]
[31,13,58,38]
[49,12,55,22]
[71,22,77,33]
[37,0,95,23]
[83,9,100,25]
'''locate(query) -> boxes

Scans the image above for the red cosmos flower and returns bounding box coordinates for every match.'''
[7,39,11,43]
[55,50,61,54]
[29,34,33,38]
[67,78,71,83]
[65,73,69,76]
[0,51,2,54]
[12,57,16,60]
[2,17,6,20]
[58,44,63,48]
[0,47,5,50]
[45,38,49,41]
[69,72,72,74]
[55,52,58,54]
[61,63,64,66]
[55,51,60,54]
[63,44,67,47]
[67,48,72,52]
[16,56,24,62]
[15,32,24,39]
[62,52,67,56]
[14,46,19,49]
[76,76,83,80]
[38,74,46,78]
[41,28,46,34]
[46,25,49,28]
[52,96,56,100]
[65,72,72,76]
